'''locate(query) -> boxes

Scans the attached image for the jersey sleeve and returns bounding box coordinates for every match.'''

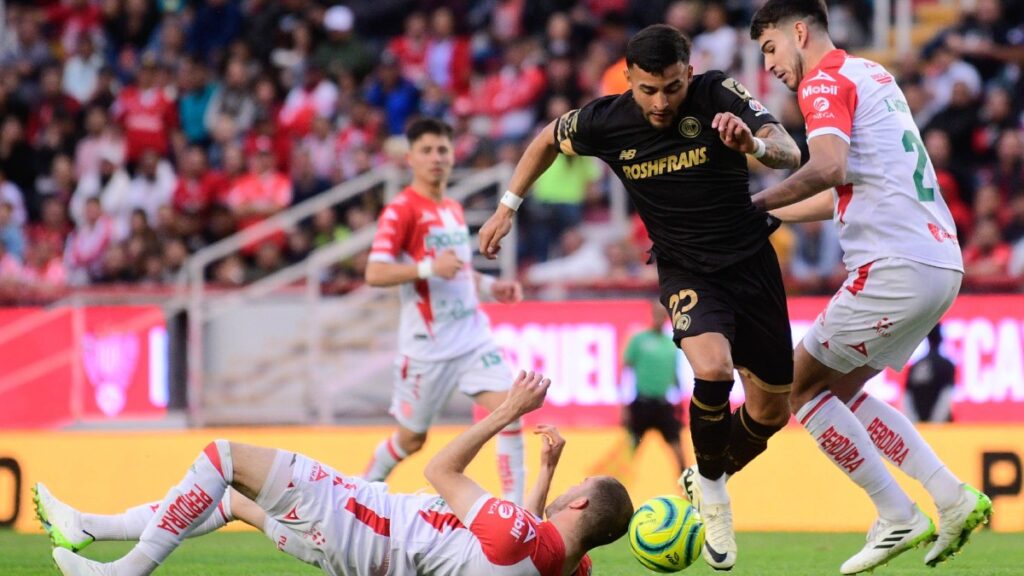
[468,497,539,566]
[708,71,779,134]
[369,202,412,263]
[798,71,856,144]
[554,98,606,157]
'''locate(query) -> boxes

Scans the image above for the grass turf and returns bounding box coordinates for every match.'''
[2,530,1019,575]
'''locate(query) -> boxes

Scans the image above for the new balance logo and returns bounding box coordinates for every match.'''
[619,149,637,160]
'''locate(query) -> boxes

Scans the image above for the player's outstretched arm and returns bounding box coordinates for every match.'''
[769,189,834,222]
[524,425,565,518]
[479,120,560,259]
[752,133,849,211]
[424,371,550,521]
[473,271,523,303]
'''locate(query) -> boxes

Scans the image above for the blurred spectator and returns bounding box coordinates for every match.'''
[0,201,25,261]
[974,87,1019,165]
[963,218,1011,279]
[314,5,375,81]
[71,146,131,227]
[523,154,601,262]
[173,145,226,218]
[788,221,844,294]
[291,149,331,205]
[94,243,134,284]
[0,170,26,226]
[204,58,256,137]
[38,154,78,203]
[924,81,979,166]
[212,253,246,286]
[300,116,339,183]
[0,233,21,278]
[45,0,104,57]
[1003,194,1024,244]
[0,116,37,212]
[943,0,1024,83]
[178,59,216,145]
[65,197,114,285]
[311,207,346,248]
[224,137,292,230]
[389,12,431,88]
[247,241,285,281]
[921,43,981,126]
[455,40,546,140]
[63,36,105,105]
[280,66,338,138]
[366,53,420,136]
[904,325,955,423]
[924,129,973,235]
[75,106,125,179]
[187,0,243,63]
[1,11,52,74]
[125,149,177,239]
[692,3,737,73]
[103,0,160,78]
[22,242,67,290]
[27,198,72,257]
[526,227,609,284]
[113,56,178,163]
[980,130,1024,201]
[163,237,188,278]
[427,7,471,95]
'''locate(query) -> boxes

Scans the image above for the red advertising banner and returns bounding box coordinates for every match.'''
[0,306,168,429]
[483,295,1024,425]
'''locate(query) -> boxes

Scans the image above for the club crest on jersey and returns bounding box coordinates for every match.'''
[720,77,752,101]
[813,97,830,112]
[678,117,701,138]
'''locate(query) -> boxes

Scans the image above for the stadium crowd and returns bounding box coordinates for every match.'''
[0,0,1021,304]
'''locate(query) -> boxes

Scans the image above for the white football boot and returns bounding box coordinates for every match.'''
[924,484,993,566]
[34,483,95,552]
[840,505,936,575]
[680,465,736,570]
[52,548,117,576]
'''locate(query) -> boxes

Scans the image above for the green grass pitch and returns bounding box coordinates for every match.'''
[2,530,1020,575]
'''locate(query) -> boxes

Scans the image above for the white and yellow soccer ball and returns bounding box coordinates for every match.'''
[628,495,705,573]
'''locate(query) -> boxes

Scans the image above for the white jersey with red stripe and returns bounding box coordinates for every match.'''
[384,493,591,576]
[797,49,963,273]
[368,187,493,361]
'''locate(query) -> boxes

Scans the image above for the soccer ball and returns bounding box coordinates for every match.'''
[628,495,705,573]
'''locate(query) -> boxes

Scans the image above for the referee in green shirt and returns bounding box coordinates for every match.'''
[623,300,687,474]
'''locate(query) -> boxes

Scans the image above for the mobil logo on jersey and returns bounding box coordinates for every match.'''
[802,83,838,99]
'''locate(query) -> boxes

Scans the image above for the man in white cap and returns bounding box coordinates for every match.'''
[315,5,375,79]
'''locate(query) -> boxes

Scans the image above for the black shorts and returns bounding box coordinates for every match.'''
[657,241,793,387]
[628,397,682,444]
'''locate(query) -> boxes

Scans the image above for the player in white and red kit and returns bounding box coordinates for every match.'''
[45,371,634,576]
[363,119,526,505]
[750,2,992,574]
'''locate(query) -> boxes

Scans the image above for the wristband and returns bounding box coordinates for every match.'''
[478,274,496,299]
[417,258,434,279]
[751,137,767,159]
[500,190,524,212]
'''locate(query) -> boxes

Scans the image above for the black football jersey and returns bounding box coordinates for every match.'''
[555,70,781,273]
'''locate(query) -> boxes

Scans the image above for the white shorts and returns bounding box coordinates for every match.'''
[803,258,962,374]
[390,343,513,433]
[258,451,394,576]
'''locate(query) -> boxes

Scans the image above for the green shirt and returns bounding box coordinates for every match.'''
[624,329,679,399]
[532,155,601,204]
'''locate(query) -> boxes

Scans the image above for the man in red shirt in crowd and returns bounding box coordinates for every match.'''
[113,56,178,164]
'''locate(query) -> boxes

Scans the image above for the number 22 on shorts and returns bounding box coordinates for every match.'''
[668,289,699,332]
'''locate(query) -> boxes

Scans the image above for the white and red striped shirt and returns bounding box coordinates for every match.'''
[368,187,492,361]
[798,49,963,273]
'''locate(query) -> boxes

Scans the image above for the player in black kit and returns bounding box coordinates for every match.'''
[480,25,802,570]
